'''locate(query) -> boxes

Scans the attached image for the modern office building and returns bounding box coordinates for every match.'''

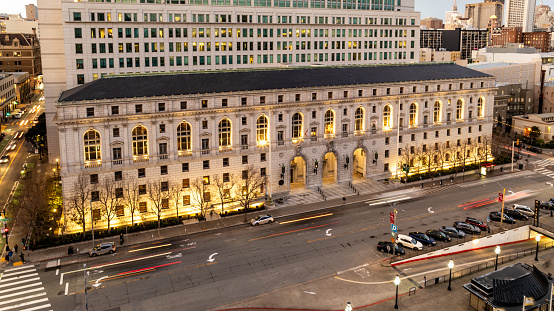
[464,1,503,29]
[55,63,495,232]
[504,0,536,32]
[420,28,489,60]
[0,73,17,121]
[420,17,443,30]
[39,0,421,164]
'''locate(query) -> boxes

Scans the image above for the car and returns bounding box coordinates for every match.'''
[409,232,436,246]
[465,217,488,231]
[540,201,554,210]
[503,209,529,221]
[440,226,466,238]
[250,214,274,226]
[426,229,451,242]
[453,221,481,234]
[526,146,542,154]
[8,142,16,150]
[396,234,423,251]
[489,212,516,224]
[0,155,10,164]
[377,241,406,255]
[13,112,22,119]
[512,204,534,216]
[16,131,24,139]
[89,242,116,257]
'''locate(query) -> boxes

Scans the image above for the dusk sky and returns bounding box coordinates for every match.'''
[2,0,554,21]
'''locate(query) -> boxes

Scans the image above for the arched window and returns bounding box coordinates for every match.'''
[456,99,463,120]
[84,129,101,161]
[355,107,364,131]
[256,115,268,144]
[324,109,335,134]
[409,103,417,126]
[218,118,231,147]
[477,97,484,118]
[383,105,391,128]
[132,125,148,156]
[292,113,302,139]
[433,101,441,123]
[177,122,191,151]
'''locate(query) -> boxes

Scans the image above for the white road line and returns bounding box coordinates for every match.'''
[59,274,63,285]
[0,287,44,299]
[0,298,49,311]
[0,282,42,295]
[0,273,38,282]
[3,277,40,287]
[2,265,35,273]
[0,293,46,307]
[55,269,58,276]
[18,304,52,311]
[64,283,68,296]
[1,269,37,277]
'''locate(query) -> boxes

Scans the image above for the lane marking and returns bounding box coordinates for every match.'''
[0,292,46,306]
[14,303,51,311]
[0,282,42,295]
[2,277,40,287]
[278,213,333,225]
[0,287,44,300]
[0,273,38,282]
[128,243,172,253]
[0,297,49,311]
[207,253,218,262]
[248,221,341,241]
[65,282,68,295]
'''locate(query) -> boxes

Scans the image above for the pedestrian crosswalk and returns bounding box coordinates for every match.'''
[532,159,554,179]
[0,265,52,311]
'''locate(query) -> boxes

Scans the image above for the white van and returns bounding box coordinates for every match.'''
[396,234,423,251]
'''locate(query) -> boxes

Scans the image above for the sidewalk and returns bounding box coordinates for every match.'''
[0,162,518,267]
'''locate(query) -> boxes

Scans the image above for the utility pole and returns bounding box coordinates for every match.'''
[511,141,514,172]
[90,200,94,248]
[500,188,506,228]
[84,263,88,311]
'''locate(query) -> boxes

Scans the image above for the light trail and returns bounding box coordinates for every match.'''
[128,243,172,253]
[278,213,333,225]
[249,221,341,241]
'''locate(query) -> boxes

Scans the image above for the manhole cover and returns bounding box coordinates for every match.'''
[57,291,64,295]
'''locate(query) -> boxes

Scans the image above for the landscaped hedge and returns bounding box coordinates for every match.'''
[219,203,265,217]
[404,160,510,183]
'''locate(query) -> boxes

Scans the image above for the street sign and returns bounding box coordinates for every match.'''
[390,212,395,224]
[391,224,398,233]
[390,237,395,243]
[498,193,503,203]
[0,218,11,222]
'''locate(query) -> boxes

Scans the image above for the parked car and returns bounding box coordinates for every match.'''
[512,204,534,216]
[396,234,423,251]
[89,242,116,257]
[465,217,488,231]
[440,226,466,238]
[250,214,274,226]
[489,212,516,224]
[453,221,481,234]
[503,209,529,221]
[409,232,436,246]
[540,201,554,210]
[425,229,451,242]
[527,146,542,154]
[0,155,10,164]
[377,241,406,255]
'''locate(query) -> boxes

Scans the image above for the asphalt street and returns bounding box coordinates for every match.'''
[15,159,553,311]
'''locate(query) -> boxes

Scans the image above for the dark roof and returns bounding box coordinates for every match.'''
[58,63,492,103]
[0,33,36,47]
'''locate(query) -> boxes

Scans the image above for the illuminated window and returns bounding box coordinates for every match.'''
[383,105,391,128]
[256,115,268,144]
[84,129,101,161]
[324,109,335,134]
[292,113,303,139]
[354,107,364,131]
[456,99,463,120]
[177,122,191,151]
[409,103,417,125]
[218,118,231,146]
[433,101,441,123]
[132,125,148,156]
[477,97,484,118]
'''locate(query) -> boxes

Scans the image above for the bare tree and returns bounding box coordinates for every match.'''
[97,176,123,234]
[146,180,171,234]
[213,174,234,214]
[123,176,142,227]
[233,165,265,222]
[68,174,92,239]
[399,145,416,182]
[169,180,184,221]
[190,177,212,228]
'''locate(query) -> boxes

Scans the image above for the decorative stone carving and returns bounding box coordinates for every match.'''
[372,140,376,146]
[312,148,317,153]
[279,153,284,158]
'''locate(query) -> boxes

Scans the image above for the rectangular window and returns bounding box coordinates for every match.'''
[158,102,165,112]
[135,104,143,113]
[113,128,120,137]
[138,168,146,178]
[115,171,122,181]
[201,100,208,108]
[261,153,266,162]
[139,201,147,212]
[160,165,168,175]
[86,107,94,117]
[241,97,247,106]
[242,155,248,164]
[180,101,187,110]
[90,174,99,184]
[112,148,122,160]
[223,173,230,182]
[161,182,169,192]
[182,195,190,206]
[139,185,146,195]
[221,99,228,107]
[182,163,189,172]
[223,158,229,167]
[203,160,210,169]
[111,106,119,115]
[182,178,190,188]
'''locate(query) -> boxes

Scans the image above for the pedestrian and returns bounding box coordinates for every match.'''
[19,253,25,264]
[8,250,13,261]
[5,245,9,252]
[551,210,553,217]
[120,233,124,245]
[487,226,491,234]
[14,244,18,254]
[342,197,346,204]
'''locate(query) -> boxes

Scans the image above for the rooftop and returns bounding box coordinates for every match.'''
[58,63,492,103]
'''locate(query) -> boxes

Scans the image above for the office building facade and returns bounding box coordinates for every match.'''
[504,0,536,32]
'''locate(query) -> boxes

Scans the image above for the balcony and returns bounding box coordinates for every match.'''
[133,155,149,163]
[291,137,304,144]
[201,149,211,155]
[219,145,233,152]
[85,160,102,168]
[324,133,335,140]
[278,140,284,146]
[112,159,123,165]
[178,150,192,157]
[159,154,168,160]
[342,132,348,138]
[354,130,364,136]
[241,144,249,150]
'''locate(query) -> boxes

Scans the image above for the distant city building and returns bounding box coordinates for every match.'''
[420,28,488,60]
[505,0,537,32]
[25,4,38,21]
[420,17,443,30]
[534,0,551,24]
[9,72,32,105]
[491,26,523,46]
[0,73,16,121]
[513,113,554,139]
[0,14,39,35]
[419,47,460,62]
[0,33,42,88]
[465,1,504,29]
[523,30,550,51]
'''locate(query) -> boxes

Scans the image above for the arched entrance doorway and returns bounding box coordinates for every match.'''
[290,156,306,189]
[353,148,366,179]
[322,152,337,184]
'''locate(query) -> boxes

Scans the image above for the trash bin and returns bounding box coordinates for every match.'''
[519,163,524,170]
[68,246,74,255]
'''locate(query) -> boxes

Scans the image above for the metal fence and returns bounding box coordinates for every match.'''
[391,219,535,263]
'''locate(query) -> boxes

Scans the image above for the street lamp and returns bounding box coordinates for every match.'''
[447,260,454,291]
[535,235,541,261]
[494,246,500,271]
[394,275,401,309]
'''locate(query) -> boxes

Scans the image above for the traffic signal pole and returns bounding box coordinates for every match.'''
[500,188,505,228]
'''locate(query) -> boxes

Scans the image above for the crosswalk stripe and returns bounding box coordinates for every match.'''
[0,287,45,300]
[2,265,36,273]
[0,293,46,307]
[0,282,42,295]
[18,304,52,311]
[2,269,37,277]
[2,277,41,287]
[0,297,49,311]
[0,273,38,282]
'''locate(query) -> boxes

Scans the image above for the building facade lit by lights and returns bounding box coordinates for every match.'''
[56,63,495,232]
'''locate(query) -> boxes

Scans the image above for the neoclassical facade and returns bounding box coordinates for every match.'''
[56,63,495,230]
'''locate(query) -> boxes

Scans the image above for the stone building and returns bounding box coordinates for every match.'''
[56,63,495,232]
[0,33,42,88]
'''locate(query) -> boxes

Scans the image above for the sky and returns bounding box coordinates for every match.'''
[2,0,554,19]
